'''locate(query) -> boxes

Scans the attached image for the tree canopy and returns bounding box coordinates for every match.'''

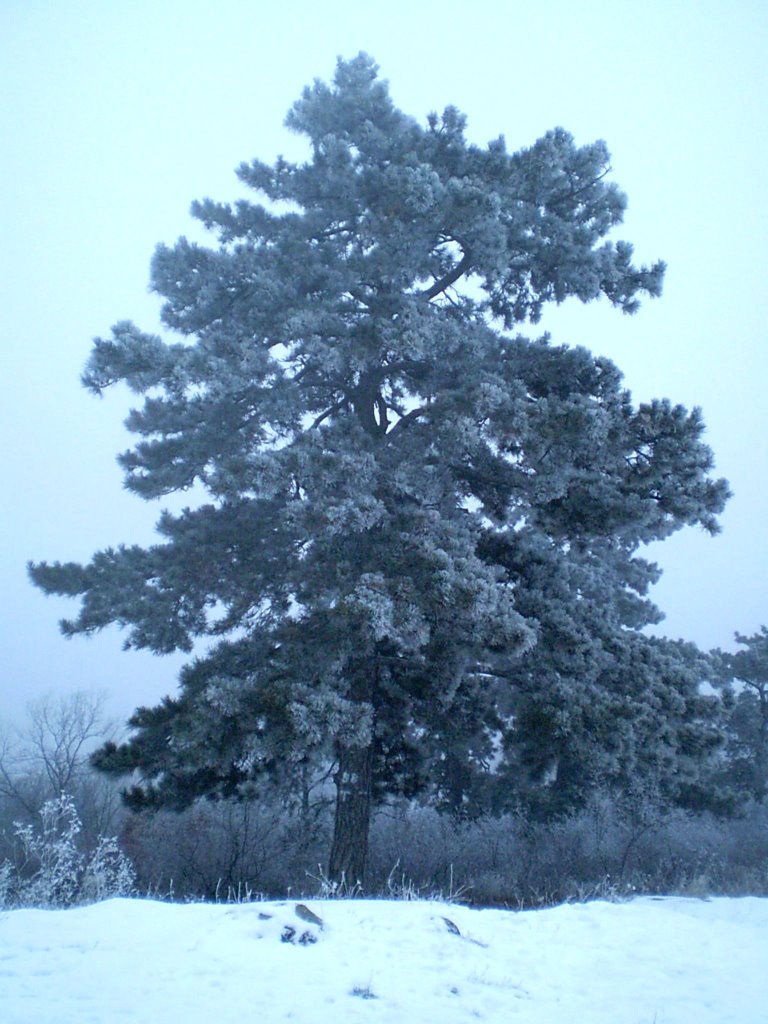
[30,55,729,883]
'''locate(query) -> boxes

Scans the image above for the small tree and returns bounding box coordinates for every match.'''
[718,628,768,800]
[30,56,728,884]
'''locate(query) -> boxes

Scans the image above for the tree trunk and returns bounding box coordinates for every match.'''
[327,740,374,889]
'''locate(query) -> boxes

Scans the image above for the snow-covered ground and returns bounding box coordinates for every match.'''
[1,895,766,1023]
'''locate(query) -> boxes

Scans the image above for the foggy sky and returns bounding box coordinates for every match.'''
[2,0,766,727]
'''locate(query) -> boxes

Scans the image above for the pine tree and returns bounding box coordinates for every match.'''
[30,55,728,884]
[717,628,768,800]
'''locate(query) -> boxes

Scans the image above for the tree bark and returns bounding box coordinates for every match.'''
[327,739,374,889]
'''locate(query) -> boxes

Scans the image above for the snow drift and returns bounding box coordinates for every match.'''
[2,895,766,1023]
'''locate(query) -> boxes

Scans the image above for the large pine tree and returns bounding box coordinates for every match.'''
[30,56,728,884]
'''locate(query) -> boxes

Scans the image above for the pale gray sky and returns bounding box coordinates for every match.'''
[2,0,766,725]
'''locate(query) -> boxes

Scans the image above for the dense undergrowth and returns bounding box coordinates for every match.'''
[6,792,761,910]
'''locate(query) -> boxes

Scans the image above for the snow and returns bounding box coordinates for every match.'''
[1,895,766,1023]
